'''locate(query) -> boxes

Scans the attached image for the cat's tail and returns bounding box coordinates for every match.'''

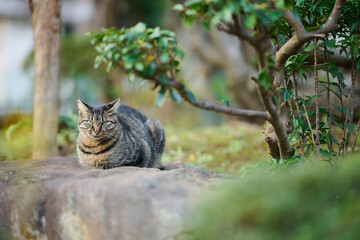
[146,118,165,169]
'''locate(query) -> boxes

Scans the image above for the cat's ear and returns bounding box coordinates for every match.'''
[76,99,90,114]
[107,98,121,113]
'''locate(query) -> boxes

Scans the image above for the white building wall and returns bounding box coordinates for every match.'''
[0,18,33,115]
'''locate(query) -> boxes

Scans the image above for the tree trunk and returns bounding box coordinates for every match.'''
[28,0,61,158]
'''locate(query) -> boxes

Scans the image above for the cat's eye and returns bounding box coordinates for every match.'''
[87,120,92,125]
[102,121,108,125]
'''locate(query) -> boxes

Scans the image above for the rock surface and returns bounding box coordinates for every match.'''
[0,157,222,240]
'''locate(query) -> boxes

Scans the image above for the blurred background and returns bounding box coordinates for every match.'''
[0,0,268,171]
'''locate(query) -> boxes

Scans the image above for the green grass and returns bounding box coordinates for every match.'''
[163,121,268,173]
[0,113,32,161]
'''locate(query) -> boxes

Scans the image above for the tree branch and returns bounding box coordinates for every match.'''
[27,0,34,13]
[217,15,257,47]
[216,12,292,159]
[276,0,346,68]
[313,0,345,34]
[147,73,271,122]
[282,10,307,36]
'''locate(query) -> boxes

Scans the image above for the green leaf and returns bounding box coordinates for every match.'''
[144,61,156,77]
[170,89,182,103]
[135,62,145,71]
[121,44,137,54]
[172,4,184,11]
[201,21,211,31]
[331,119,343,129]
[356,57,360,72]
[333,104,344,114]
[211,12,223,26]
[132,22,146,33]
[323,39,336,49]
[258,69,270,90]
[94,56,103,68]
[160,29,176,38]
[328,66,339,79]
[350,20,360,33]
[331,135,339,145]
[159,37,169,48]
[183,15,195,26]
[347,123,355,134]
[186,9,197,16]
[160,53,169,63]
[319,148,331,157]
[288,148,296,159]
[304,44,318,51]
[155,87,167,107]
[172,60,180,68]
[149,27,161,39]
[124,61,133,70]
[221,99,230,106]
[281,88,293,102]
[222,8,232,23]
[185,88,196,104]
[244,12,257,29]
[275,0,285,9]
[253,160,267,168]
[159,74,168,85]
[122,54,138,63]
[106,62,113,73]
[175,49,185,59]
[273,94,281,112]
[184,0,202,8]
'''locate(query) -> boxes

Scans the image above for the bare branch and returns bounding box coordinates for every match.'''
[148,74,271,122]
[217,15,258,48]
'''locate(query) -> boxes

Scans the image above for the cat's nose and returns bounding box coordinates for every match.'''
[93,126,101,135]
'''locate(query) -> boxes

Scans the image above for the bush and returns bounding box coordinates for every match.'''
[187,158,360,240]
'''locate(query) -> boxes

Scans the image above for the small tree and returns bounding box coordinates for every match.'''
[27,0,61,158]
[91,0,359,163]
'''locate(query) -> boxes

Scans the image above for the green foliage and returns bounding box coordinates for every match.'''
[282,0,360,163]
[0,113,79,161]
[258,69,271,90]
[0,117,32,161]
[57,114,78,155]
[173,0,289,30]
[187,157,360,240]
[23,35,118,101]
[91,22,185,104]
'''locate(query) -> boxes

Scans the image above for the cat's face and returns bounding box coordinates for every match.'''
[77,98,120,140]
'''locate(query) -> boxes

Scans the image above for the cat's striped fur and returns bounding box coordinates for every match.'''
[76,98,165,169]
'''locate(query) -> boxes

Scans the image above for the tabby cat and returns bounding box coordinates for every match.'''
[76,98,165,169]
